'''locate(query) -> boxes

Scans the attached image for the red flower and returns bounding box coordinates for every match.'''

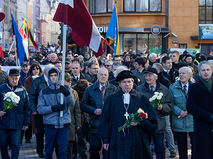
[139,112,148,119]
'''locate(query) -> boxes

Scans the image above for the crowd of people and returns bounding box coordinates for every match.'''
[0,49,213,159]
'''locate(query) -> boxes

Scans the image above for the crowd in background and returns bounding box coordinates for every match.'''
[0,49,213,159]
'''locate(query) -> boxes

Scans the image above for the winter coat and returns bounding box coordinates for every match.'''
[29,74,48,113]
[80,80,117,133]
[19,70,30,86]
[169,80,193,132]
[0,69,8,86]
[132,69,146,84]
[0,81,31,129]
[37,67,75,128]
[136,81,172,133]
[187,79,213,159]
[71,72,92,86]
[68,88,81,141]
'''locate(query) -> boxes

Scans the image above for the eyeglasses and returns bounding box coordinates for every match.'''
[104,65,112,67]
[32,67,39,70]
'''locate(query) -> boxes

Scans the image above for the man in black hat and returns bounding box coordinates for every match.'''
[99,70,158,159]
[19,61,30,86]
[136,67,173,158]
[0,68,31,159]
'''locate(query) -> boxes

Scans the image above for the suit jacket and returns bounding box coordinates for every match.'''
[163,68,179,84]
[80,80,117,133]
[71,72,92,86]
[187,79,213,159]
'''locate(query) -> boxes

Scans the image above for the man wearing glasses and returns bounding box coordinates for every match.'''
[104,60,114,80]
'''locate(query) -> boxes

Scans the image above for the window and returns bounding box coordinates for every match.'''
[120,33,162,54]
[90,0,115,13]
[124,0,161,12]
[36,7,40,16]
[179,44,187,48]
[199,0,213,23]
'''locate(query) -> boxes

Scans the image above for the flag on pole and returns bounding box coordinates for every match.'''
[106,5,120,56]
[11,14,27,65]
[0,46,4,59]
[19,19,29,59]
[53,0,104,57]
[26,20,38,50]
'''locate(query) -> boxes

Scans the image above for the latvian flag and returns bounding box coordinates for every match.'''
[53,0,104,57]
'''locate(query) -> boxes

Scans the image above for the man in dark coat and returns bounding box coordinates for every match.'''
[19,61,30,86]
[71,61,91,86]
[0,68,31,159]
[136,67,173,159]
[153,63,171,88]
[99,70,158,159]
[161,56,179,84]
[187,61,213,159]
[81,67,117,159]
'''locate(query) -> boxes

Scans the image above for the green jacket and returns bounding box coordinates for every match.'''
[169,80,194,132]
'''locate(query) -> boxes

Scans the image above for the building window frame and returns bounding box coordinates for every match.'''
[123,0,162,13]
[199,0,213,24]
[90,0,115,14]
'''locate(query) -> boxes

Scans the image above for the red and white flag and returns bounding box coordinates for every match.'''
[53,0,104,57]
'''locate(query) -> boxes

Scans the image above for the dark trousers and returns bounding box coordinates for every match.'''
[176,132,193,159]
[76,119,89,158]
[0,129,22,159]
[21,123,32,141]
[44,126,69,159]
[153,133,165,159]
[34,114,45,155]
[67,141,74,159]
[89,133,108,159]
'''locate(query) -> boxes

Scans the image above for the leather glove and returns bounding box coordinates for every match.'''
[60,86,70,97]
[51,104,65,112]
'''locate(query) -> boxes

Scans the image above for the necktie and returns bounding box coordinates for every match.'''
[183,85,187,93]
[150,86,154,92]
[101,86,104,103]
[76,77,79,81]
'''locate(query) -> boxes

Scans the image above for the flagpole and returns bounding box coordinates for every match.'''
[60,23,67,118]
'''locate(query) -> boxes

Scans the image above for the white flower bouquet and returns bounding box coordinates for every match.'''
[1,92,20,118]
[149,92,163,107]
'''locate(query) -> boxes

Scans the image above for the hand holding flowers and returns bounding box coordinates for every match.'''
[149,92,163,108]
[118,108,148,133]
[1,92,20,119]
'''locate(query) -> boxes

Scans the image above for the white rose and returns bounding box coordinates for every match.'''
[149,98,153,102]
[157,96,161,100]
[14,96,20,104]
[137,108,145,114]
[154,92,159,95]
[159,92,163,96]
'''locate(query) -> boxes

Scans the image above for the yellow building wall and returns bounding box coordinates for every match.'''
[86,0,167,29]
[169,0,199,49]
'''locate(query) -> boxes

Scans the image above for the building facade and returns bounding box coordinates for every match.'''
[86,0,169,55]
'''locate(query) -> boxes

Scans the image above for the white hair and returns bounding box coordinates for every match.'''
[114,65,128,78]
[179,66,193,76]
[50,53,57,58]
[149,53,157,59]
[97,67,108,75]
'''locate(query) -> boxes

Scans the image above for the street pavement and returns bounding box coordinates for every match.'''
[0,134,192,159]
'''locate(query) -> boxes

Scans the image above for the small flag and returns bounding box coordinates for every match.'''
[106,5,120,56]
